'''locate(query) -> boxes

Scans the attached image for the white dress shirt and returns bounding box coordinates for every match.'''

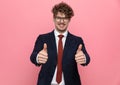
[51,29,68,85]
[36,29,68,85]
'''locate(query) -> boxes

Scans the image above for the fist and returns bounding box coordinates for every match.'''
[75,44,86,64]
[37,43,48,64]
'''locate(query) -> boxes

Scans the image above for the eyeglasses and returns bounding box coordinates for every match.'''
[55,16,70,21]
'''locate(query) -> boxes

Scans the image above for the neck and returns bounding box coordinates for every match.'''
[55,29,67,34]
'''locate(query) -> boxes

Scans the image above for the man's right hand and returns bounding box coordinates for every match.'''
[37,43,48,64]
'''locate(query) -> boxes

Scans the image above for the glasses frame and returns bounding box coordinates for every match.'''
[54,16,70,22]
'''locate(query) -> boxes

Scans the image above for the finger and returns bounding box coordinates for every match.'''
[38,55,48,64]
[39,52,48,56]
[76,59,86,64]
[38,54,48,59]
[43,43,47,51]
[38,60,47,64]
[38,57,48,62]
[76,60,86,64]
[77,44,82,53]
[75,56,85,60]
[75,51,84,58]
[75,56,85,62]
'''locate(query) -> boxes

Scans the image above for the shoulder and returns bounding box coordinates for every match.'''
[37,31,54,39]
[68,32,85,47]
[68,32,83,42]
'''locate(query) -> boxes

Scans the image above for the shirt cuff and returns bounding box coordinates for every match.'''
[36,54,39,64]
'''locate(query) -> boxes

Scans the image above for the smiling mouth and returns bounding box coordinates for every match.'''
[58,23,65,27]
[60,24,65,28]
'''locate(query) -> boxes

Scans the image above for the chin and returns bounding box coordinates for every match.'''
[57,28,67,33]
[58,27,67,30]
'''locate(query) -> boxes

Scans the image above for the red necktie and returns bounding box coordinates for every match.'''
[56,35,64,84]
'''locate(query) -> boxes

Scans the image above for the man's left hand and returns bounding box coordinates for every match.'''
[75,44,86,64]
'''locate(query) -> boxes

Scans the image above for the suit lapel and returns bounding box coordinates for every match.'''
[49,31,57,65]
[62,32,74,62]
[48,31,74,66]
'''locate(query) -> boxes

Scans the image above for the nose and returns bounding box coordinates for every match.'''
[60,19,64,23]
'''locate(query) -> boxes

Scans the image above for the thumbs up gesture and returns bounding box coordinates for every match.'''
[37,43,48,64]
[75,44,86,64]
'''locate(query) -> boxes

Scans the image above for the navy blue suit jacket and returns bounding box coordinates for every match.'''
[30,31,90,85]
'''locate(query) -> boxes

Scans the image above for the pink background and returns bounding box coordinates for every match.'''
[0,0,120,85]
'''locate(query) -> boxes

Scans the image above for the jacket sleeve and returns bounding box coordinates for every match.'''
[30,35,44,66]
[79,38,90,66]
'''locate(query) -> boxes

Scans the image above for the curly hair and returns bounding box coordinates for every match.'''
[52,2,74,18]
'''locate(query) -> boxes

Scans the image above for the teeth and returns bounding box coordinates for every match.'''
[60,24,64,26]
[60,25,64,27]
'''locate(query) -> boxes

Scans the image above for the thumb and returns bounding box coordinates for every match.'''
[77,44,82,53]
[43,43,47,51]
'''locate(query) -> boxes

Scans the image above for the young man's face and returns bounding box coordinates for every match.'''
[54,12,70,33]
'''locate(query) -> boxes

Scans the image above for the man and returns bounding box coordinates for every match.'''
[30,2,90,85]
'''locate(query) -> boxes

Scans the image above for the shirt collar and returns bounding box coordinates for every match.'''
[54,29,68,37]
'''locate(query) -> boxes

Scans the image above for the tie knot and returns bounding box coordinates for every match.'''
[58,35,64,39]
